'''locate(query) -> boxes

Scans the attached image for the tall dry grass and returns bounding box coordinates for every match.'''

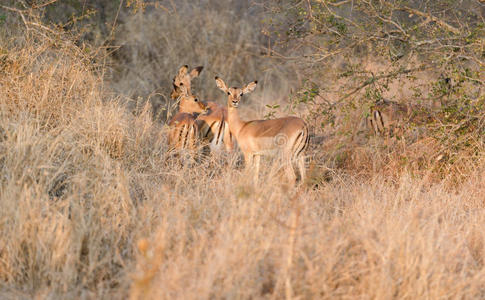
[0,2,484,300]
[130,173,485,299]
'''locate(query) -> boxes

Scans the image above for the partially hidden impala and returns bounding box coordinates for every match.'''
[171,65,233,153]
[366,98,410,137]
[168,85,207,150]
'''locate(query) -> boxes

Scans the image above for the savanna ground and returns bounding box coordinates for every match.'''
[0,0,484,299]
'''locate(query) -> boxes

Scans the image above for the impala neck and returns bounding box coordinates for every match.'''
[227,103,246,139]
[179,101,190,114]
[179,98,197,115]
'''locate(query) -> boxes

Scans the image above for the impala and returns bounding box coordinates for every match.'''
[215,76,309,183]
[366,98,409,137]
[171,65,233,152]
[168,86,207,150]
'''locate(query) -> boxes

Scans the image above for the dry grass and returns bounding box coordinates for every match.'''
[130,173,485,299]
[0,2,484,300]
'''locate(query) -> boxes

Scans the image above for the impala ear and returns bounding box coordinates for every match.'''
[215,76,228,93]
[177,65,189,77]
[243,81,258,94]
[189,66,203,79]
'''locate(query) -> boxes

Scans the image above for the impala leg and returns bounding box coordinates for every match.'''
[223,122,234,152]
[244,152,253,173]
[286,157,297,185]
[254,155,261,186]
[298,155,306,184]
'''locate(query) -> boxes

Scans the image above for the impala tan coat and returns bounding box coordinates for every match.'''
[215,77,308,183]
[366,99,410,137]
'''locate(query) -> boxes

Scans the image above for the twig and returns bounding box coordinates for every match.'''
[100,0,124,92]
[0,5,28,29]
[26,21,58,34]
[305,0,312,19]
[109,0,124,40]
[322,0,352,7]
[334,66,427,105]
[32,0,59,9]
[400,6,461,35]
[0,4,58,34]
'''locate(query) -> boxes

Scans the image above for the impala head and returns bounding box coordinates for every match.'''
[215,76,257,108]
[179,93,207,114]
[170,65,204,99]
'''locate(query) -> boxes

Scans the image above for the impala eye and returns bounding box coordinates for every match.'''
[194,98,198,102]
[240,93,243,97]
[179,82,184,86]
[227,92,230,95]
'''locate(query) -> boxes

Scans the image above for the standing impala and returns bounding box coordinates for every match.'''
[215,77,309,183]
[171,65,233,152]
[168,86,207,150]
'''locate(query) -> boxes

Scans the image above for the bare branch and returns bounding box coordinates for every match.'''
[401,6,461,35]
[320,0,352,7]
[334,66,427,106]
[0,5,28,29]
[32,0,59,9]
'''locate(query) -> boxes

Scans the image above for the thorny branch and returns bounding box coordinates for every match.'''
[399,6,461,35]
[334,65,428,106]
[0,4,58,34]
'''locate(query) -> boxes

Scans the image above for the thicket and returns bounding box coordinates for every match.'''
[262,0,484,182]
